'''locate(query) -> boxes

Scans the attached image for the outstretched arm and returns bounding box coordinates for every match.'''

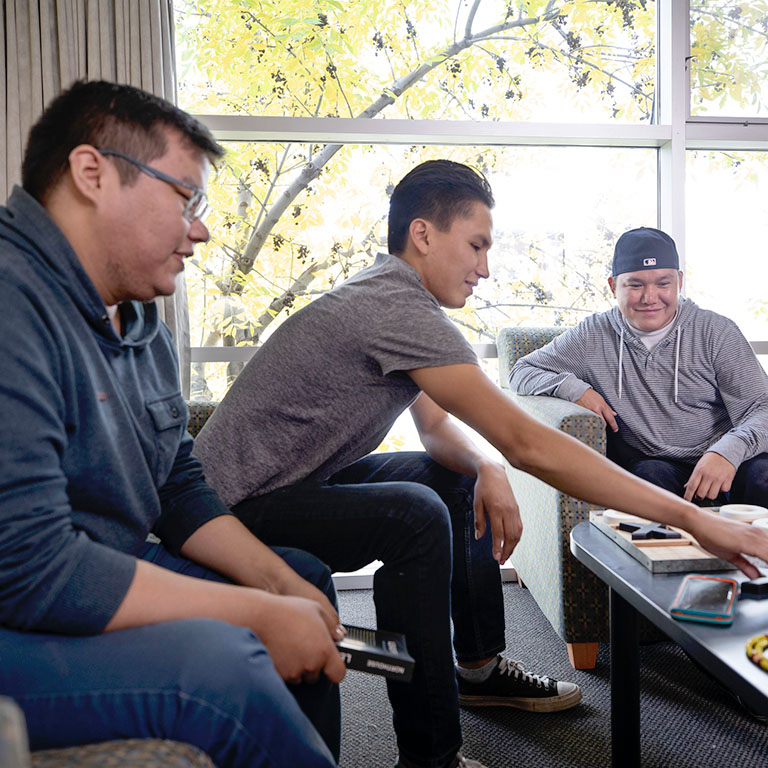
[409,363,768,577]
[410,393,522,563]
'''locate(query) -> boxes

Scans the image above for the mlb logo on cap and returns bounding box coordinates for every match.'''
[643,258,657,266]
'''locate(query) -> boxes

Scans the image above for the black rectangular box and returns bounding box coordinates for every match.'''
[337,625,415,682]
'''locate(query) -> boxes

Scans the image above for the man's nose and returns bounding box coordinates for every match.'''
[188,217,210,244]
[477,251,490,279]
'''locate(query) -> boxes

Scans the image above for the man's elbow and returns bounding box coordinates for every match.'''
[495,427,546,475]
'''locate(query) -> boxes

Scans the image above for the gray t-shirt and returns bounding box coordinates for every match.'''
[194,253,478,506]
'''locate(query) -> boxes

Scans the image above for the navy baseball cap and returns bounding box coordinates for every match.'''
[612,227,679,277]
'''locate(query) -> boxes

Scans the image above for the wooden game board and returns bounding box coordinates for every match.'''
[589,510,735,574]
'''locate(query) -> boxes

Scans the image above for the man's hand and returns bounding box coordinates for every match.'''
[473,463,522,564]
[575,388,618,432]
[688,509,768,578]
[272,564,344,639]
[180,515,344,635]
[684,452,737,502]
[252,592,348,685]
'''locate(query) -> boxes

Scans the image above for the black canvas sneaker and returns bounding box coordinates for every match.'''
[457,655,582,712]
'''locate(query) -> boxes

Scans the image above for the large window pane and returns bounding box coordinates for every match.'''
[175,0,656,123]
[686,151,768,339]
[188,143,656,400]
[690,1,768,118]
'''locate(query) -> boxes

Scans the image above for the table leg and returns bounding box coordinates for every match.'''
[610,587,640,768]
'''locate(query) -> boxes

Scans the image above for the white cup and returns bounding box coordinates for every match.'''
[719,504,768,523]
[752,517,768,531]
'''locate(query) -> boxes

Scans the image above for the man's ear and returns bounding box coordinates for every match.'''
[408,218,430,256]
[66,145,109,205]
[608,275,617,297]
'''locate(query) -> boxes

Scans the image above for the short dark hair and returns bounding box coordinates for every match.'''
[22,80,225,203]
[387,159,495,255]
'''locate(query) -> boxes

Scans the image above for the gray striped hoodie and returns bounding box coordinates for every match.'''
[509,298,768,468]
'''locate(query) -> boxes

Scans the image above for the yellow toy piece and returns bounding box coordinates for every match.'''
[746,633,768,672]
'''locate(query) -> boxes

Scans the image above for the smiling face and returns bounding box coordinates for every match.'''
[411,201,494,309]
[608,268,683,332]
[98,128,211,303]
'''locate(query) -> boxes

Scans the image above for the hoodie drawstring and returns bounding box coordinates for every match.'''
[617,328,624,399]
[674,327,681,404]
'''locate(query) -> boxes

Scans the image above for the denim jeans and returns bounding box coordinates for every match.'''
[233,451,506,768]
[608,433,768,505]
[0,544,339,768]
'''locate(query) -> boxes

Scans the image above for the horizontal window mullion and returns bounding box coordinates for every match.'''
[194,115,672,148]
[191,341,768,362]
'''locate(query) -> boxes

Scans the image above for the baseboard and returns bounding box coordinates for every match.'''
[333,562,518,590]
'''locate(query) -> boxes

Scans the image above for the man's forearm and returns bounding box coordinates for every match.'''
[105,558,273,632]
[412,364,699,529]
[180,514,300,592]
[106,559,347,684]
[412,393,499,478]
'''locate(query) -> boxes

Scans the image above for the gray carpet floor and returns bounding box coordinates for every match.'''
[337,582,768,768]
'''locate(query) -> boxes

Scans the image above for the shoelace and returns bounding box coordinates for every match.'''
[497,657,555,690]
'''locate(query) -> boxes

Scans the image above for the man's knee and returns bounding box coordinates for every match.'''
[630,459,685,496]
[400,483,452,534]
[273,547,336,606]
[734,454,768,504]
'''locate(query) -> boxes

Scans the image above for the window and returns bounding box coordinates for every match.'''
[686,150,768,340]
[175,0,768,404]
[176,0,656,123]
[689,1,768,118]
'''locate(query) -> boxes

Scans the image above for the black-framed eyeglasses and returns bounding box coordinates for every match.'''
[97,148,210,222]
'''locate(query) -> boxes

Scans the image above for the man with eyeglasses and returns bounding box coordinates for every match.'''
[0,80,344,768]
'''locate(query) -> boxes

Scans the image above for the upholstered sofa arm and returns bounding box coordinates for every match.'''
[500,390,609,646]
[505,392,607,450]
[0,695,215,768]
[0,697,28,768]
[187,401,218,438]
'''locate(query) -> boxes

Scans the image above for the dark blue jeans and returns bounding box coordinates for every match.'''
[608,433,768,505]
[0,544,339,768]
[233,452,506,768]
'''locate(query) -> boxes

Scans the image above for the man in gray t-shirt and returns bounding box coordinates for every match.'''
[195,160,768,768]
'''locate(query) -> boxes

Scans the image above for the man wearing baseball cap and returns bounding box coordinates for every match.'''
[509,226,768,506]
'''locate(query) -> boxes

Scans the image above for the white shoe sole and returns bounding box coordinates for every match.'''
[458,686,582,712]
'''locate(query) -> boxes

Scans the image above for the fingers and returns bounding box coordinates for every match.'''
[683,473,701,502]
[685,473,726,502]
[603,407,619,433]
[317,595,344,639]
[473,501,486,542]
[728,554,761,579]
[501,502,522,562]
[476,500,521,564]
[488,505,505,563]
[286,641,347,686]
[325,644,348,683]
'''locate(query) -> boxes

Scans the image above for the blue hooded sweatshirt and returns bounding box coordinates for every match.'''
[0,187,231,635]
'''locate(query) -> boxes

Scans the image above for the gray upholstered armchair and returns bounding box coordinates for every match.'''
[497,327,609,669]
